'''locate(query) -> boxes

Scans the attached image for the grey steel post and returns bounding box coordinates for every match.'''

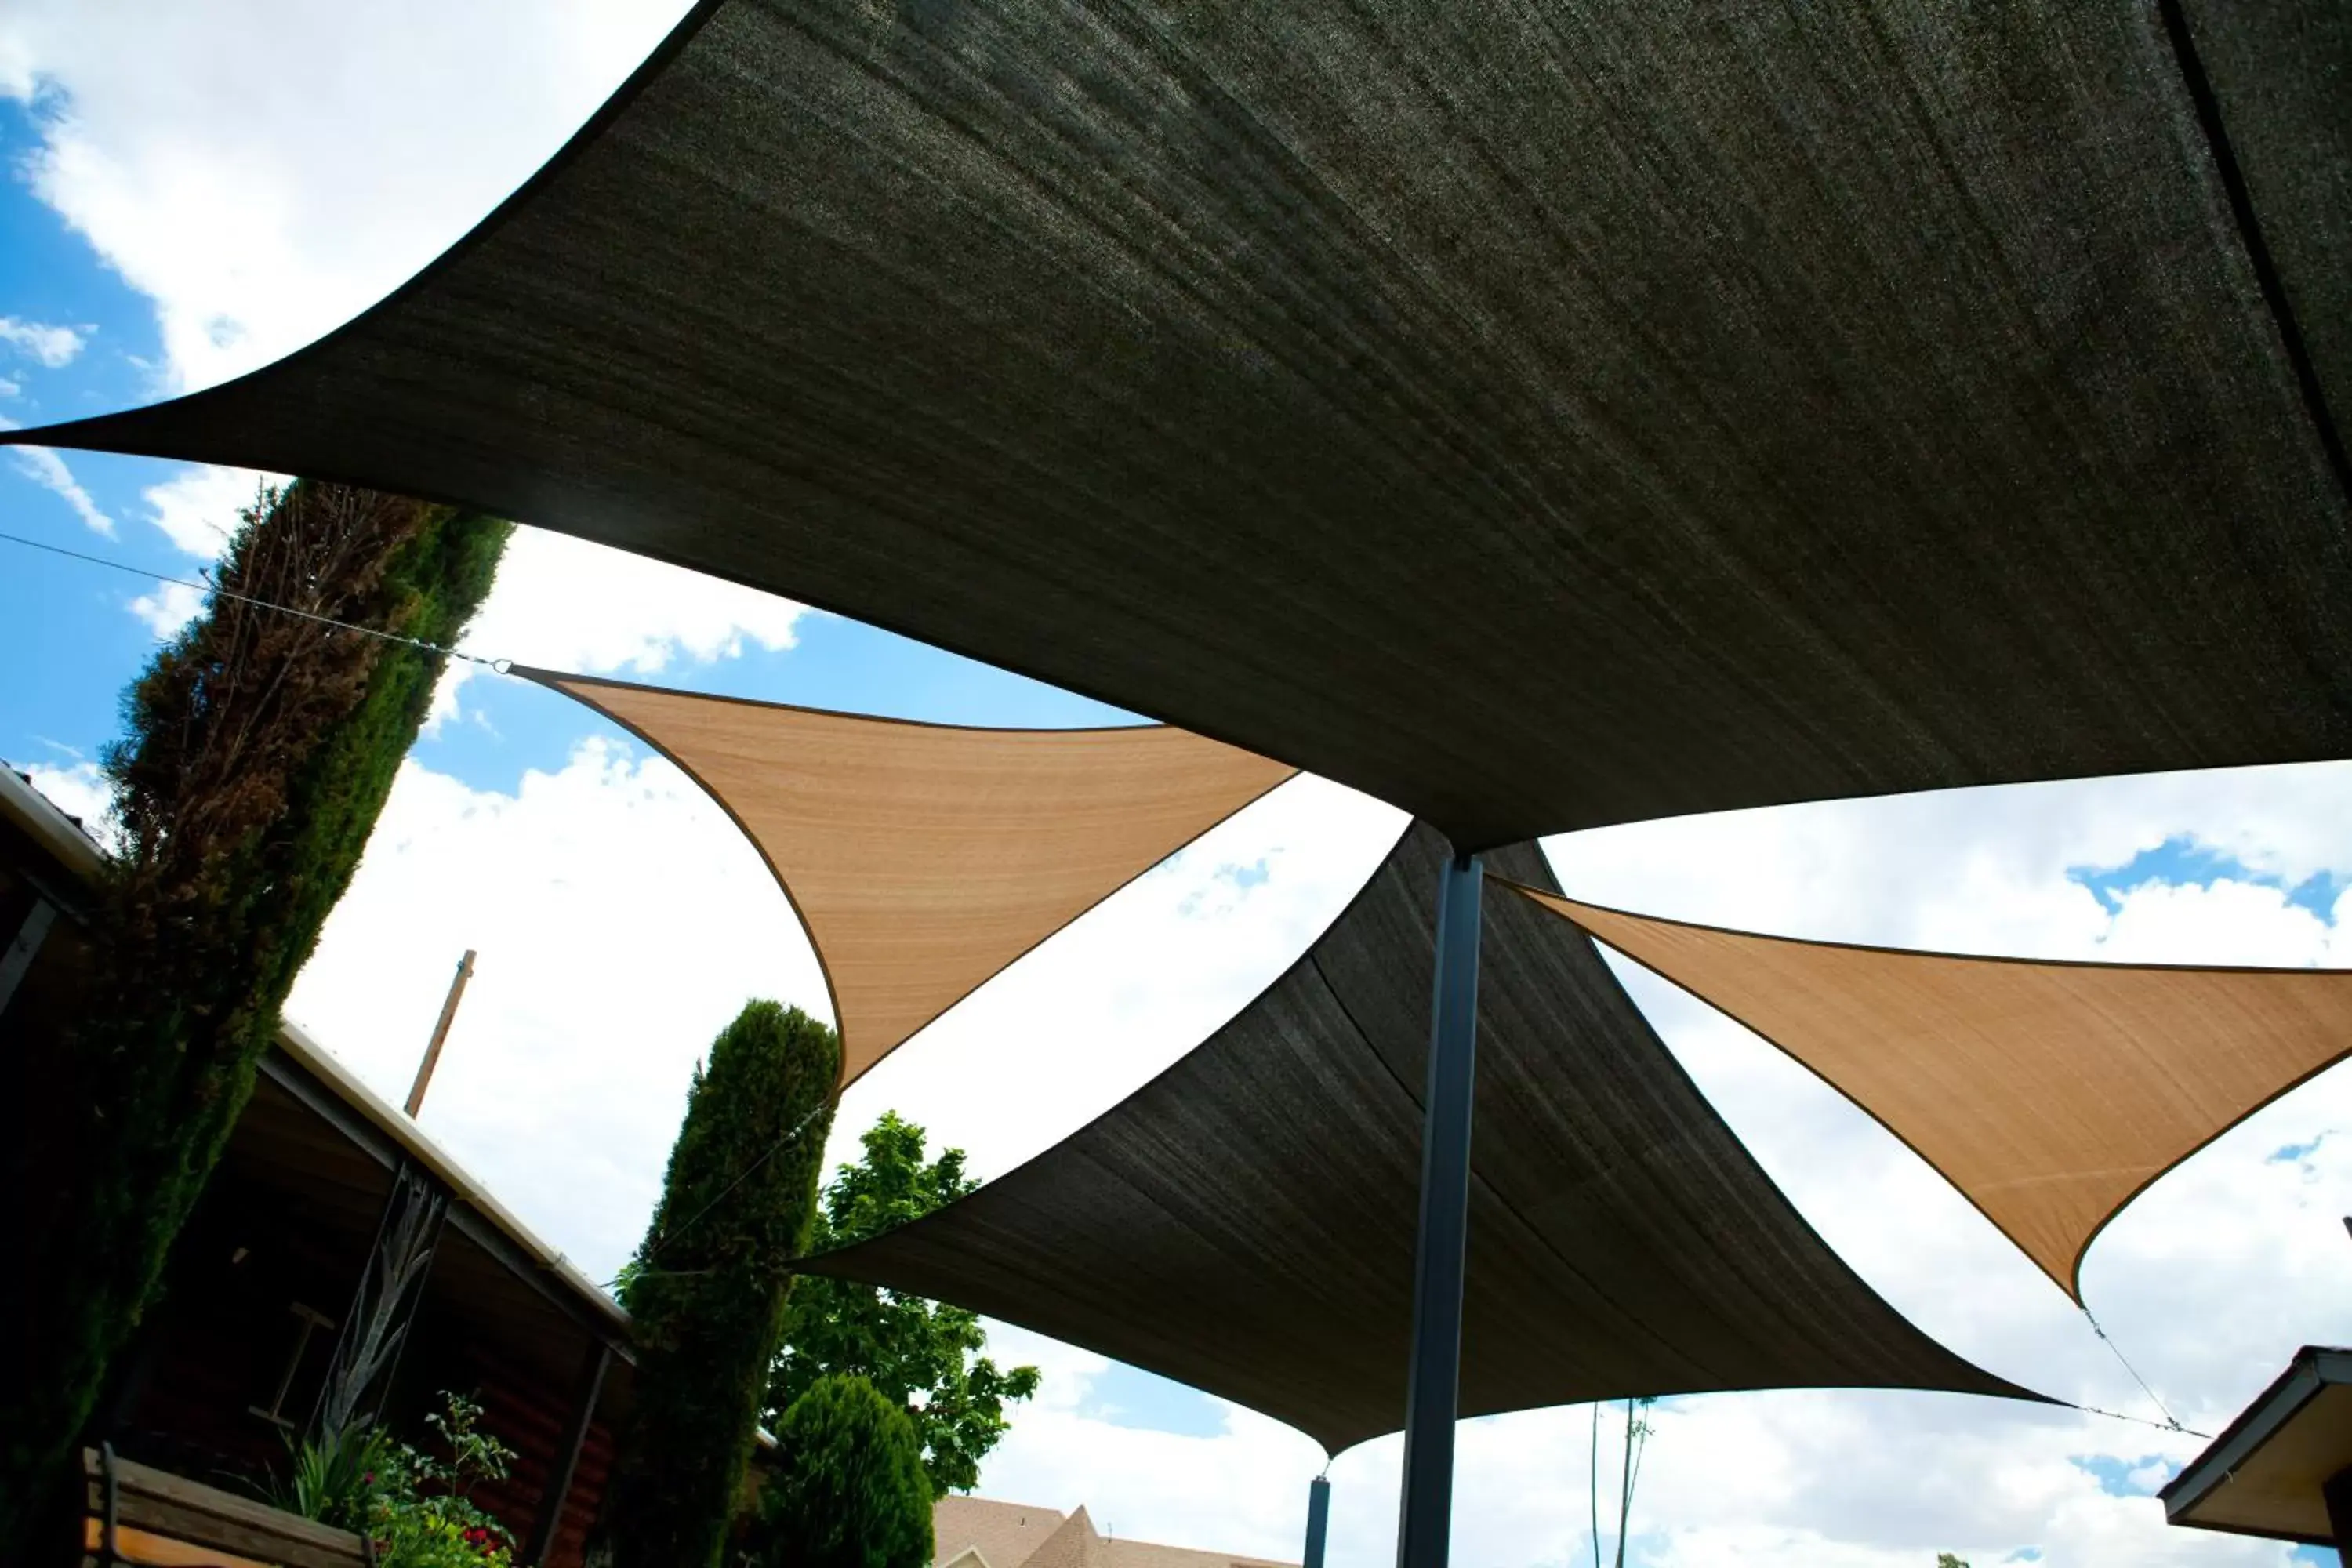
[1304,1472,1331,1568]
[1393,850,1483,1568]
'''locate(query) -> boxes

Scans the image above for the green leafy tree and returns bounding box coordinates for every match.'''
[769,1112,1040,1496]
[610,1002,839,1568]
[744,1374,931,1568]
[2,482,507,1544]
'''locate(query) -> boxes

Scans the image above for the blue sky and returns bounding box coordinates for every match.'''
[6,9,2351,1565]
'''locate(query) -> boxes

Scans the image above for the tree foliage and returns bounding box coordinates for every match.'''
[770,1112,1040,1497]
[610,1001,839,1568]
[2,482,507,1543]
[745,1374,931,1568]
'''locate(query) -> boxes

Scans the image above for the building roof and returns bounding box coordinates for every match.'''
[933,1497,1295,1568]
[2160,1346,2352,1544]
[0,762,628,1342]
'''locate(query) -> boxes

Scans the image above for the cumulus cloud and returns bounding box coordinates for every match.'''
[422,524,815,730]
[20,757,119,851]
[9,443,113,534]
[127,579,206,639]
[0,0,689,395]
[457,525,811,678]
[0,315,84,367]
[142,463,277,558]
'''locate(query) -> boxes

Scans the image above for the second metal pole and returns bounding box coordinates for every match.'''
[1393,850,1483,1568]
[1303,1473,1331,1568]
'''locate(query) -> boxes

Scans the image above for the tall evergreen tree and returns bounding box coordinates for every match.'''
[2,483,509,1542]
[770,1112,1040,1497]
[611,1001,839,1568]
[745,1374,931,1568]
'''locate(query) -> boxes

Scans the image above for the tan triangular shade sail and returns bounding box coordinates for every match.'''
[532,670,1295,1083]
[1513,886,2352,1299]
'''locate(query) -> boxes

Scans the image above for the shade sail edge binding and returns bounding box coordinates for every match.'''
[1509,882,2352,1301]
[6,0,2350,844]
[804,825,2043,1452]
[527,666,1298,1083]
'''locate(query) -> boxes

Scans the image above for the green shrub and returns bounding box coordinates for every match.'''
[746,1374,931,1568]
[610,1002,839,1568]
[273,1421,397,1533]
[276,1392,519,1568]
[1,482,507,1542]
[365,1394,519,1568]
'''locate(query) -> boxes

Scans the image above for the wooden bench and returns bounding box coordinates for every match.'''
[82,1446,368,1568]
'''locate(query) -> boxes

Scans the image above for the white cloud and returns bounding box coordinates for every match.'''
[10,442,113,534]
[0,314,84,367]
[0,0,690,395]
[286,740,823,1279]
[427,524,815,729]
[459,525,811,678]
[128,578,205,639]
[0,375,21,397]
[19,757,119,851]
[1540,759,2352,958]
[142,463,277,558]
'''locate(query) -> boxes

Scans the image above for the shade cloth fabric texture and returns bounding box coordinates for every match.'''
[804,825,2037,1452]
[530,668,1294,1083]
[1518,887,2352,1300]
[9,1,2350,849]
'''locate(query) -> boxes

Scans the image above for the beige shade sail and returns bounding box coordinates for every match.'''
[1513,886,2352,1299]
[532,670,1295,1084]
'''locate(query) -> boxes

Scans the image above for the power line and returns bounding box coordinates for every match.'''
[601,1097,833,1292]
[0,526,511,671]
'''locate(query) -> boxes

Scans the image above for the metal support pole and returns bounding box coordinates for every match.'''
[0,894,56,1015]
[1303,1473,1332,1568]
[309,1160,449,1446]
[525,1338,612,1566]
[1393,851,1483,1568]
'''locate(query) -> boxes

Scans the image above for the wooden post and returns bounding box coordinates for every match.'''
[525,1340,613,1566]
[405,949,476,1117]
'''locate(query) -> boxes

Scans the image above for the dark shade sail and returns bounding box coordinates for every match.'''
[804,826,2038,1453]
[8,1,2350,848]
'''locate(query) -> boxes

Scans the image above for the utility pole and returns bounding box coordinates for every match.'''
[404,949,477,1117]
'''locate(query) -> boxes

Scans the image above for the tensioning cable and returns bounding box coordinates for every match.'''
[0,526,512,672]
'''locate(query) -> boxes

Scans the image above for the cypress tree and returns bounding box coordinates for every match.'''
[2,482,509,1541]
[746,1374,932,1568]
[611,1001,839,1568]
